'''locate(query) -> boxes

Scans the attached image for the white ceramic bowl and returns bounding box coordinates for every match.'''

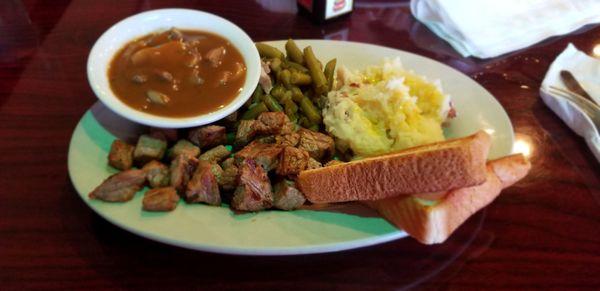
[87,9,260,128]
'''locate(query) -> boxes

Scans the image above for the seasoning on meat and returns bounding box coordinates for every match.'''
[198,145,231,163]
[297,128,334,160]
[168,139,200,159]
[231,159,273,211]
[188,125,227,149]
[255,135,275,144]
[108,140,135,170]
[276,146,309,176]
[142,160,170,188]
[275,132,300,147]
[89,169,146,202]
[185,160,221,205]
[210,163,224,186]
[170,154,198,193]
[220,166,239,191]
[142,187,179,211]
[273,180,306,210]
[235,120,258,147]
[221,157,235,169]
[234,141,282,172]
[133,134,167,166]
[255,112,293,135]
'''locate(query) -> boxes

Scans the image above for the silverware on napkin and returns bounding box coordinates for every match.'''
[560,70,598,106]
[547,86,600,133]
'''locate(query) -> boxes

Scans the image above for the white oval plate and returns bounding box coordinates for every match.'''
[69,40,514,255]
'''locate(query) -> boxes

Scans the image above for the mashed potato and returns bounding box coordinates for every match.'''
[323,58,453,158]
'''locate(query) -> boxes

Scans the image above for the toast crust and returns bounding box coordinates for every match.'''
[297,131,492,203]
[365,154,531,244]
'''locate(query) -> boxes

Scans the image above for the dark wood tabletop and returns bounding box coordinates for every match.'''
[2,0,599,289]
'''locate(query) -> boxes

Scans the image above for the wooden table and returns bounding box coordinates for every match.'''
[2,0,599,289]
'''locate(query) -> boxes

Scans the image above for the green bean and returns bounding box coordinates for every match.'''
[303,46,328,95]
[252,85,264,104]
[285,39,304,64]
[298,116,312,128]
[299,96,322,124]
[324,58,336,91]
[270,57,282,73]
[283,97,298,114]
[256,43,284,60]
[290,86,304,103]
[241,102,268,120]
[270,84,286,100]
[263,94,283,112]
[287,112,298,124]
[278,69,292,88]
[286,61,309,73]
[290,71,312,86]
[280,91,293,104]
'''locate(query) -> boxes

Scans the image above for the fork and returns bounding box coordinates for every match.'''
[547,86,600,132]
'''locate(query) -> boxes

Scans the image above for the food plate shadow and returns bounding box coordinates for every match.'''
[89,102,147,144]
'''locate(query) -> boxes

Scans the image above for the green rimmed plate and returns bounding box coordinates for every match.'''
[68,40,513,255]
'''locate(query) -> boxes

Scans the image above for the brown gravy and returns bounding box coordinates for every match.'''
[108,28,246,118]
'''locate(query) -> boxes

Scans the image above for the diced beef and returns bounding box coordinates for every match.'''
[324,160,345,167]
[220,166,239,191]
[168,139,200,159]
[188,125,227,149]
[306,157,322,170]
[185,160,221,206]
[221,157,235,169]
[231,159,273,211]
[108,140,135,170]
[205,46,226,67]
[198,145,231,163]
[255,135,275,144]
[142,187,179,211]
[133,134,167,166]
[235,113,295,148]
[149,127,178,143]
[210,163,224,185]
[276,147,309,176]
[297,128,334,160]
[234,141,282,172]
[219,157,238,191]
[142,160,170,188]
[275,132,300,147]
[89,169,146,202]
[170,155,199,193]
[255,112,292,135]
[273,180,306,210]
[235,120,258,147]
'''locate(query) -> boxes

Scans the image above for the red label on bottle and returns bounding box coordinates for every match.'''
[298,0,313,12]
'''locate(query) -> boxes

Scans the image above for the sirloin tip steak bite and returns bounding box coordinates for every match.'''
[89,169,146,202]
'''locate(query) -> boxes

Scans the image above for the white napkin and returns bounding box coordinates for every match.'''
[540,44,600,162]
[410,0,600,59]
